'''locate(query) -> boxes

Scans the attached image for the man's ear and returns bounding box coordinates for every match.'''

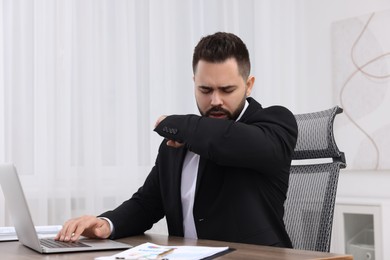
[246,76,255,97]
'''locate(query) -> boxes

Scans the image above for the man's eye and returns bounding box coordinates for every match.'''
[223,89,234,93]
[222,88,235,93]
[200,88,212,94]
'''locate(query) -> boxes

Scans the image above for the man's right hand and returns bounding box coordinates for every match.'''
[55,215,111,242]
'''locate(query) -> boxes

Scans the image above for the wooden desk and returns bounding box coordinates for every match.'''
[0,233,353,260]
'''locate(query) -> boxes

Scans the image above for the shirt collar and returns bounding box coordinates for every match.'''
[235,99,249,122]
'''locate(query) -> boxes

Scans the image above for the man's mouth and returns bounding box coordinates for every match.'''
[208,112,228,119]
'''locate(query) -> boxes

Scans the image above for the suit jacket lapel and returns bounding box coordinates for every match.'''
[174,147,187,196]
[239,97,261,123]
[195,156,207,196]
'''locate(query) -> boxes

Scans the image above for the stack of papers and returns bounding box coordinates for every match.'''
[95,242,230,260]
[0,225,62,241]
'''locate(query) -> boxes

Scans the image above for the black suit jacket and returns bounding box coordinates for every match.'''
[100,97,298,247]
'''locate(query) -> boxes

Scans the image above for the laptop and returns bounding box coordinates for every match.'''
[0,163,132,253]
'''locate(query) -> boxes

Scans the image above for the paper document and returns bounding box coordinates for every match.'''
[95,242,230,260]
[0,225,62,241]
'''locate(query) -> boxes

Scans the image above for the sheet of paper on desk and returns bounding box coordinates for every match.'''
[95,242,229,260]
[0,225,62,241]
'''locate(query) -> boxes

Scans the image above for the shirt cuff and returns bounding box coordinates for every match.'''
[98,217,115,238]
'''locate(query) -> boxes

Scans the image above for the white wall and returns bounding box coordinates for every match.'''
[295,0,390,113]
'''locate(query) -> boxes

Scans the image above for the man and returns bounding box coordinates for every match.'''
[56,32,298,247]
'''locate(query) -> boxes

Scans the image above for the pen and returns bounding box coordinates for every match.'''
[157,248,175,258]
[115,256,147,260]
[115,257,139,260]
[114,248,175,260]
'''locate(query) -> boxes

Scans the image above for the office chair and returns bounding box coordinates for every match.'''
[283,106,347,252]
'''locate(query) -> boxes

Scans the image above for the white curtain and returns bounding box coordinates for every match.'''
[0,0,303,233]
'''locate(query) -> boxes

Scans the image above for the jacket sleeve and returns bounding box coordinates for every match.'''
[98,160,165,239]
[154,106,297,173]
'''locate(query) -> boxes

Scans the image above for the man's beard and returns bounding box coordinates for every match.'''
[198,96,246,121]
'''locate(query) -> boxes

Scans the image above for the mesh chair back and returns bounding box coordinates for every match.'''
[292,106,345,161]
[284,106,346,252]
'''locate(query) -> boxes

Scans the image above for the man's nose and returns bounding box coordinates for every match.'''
[211,92,223,106]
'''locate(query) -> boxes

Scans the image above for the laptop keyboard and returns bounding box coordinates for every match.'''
[40,238,91,248]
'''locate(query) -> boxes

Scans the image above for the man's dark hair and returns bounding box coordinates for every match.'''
[192,32,251,80]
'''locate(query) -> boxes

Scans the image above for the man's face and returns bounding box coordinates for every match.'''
[194,58,254,120]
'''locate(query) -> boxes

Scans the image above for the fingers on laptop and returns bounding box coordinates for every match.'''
[55,215,98,241]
